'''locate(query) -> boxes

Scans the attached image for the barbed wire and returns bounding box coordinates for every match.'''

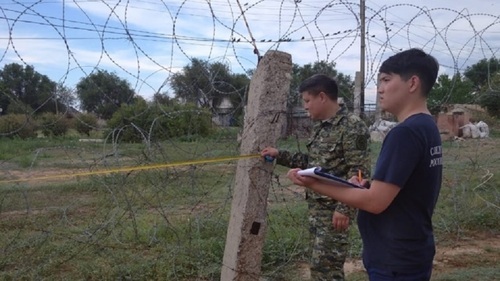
[0,1,499,279]
[1,1,498,93]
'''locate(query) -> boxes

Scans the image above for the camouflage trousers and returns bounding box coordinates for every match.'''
[307,198,349,281]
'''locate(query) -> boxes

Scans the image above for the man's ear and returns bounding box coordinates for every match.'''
[318,91,328,102]
[408,75,420,94]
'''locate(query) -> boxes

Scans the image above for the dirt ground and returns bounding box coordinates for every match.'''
[349,232,500,279]
[431,232,500,277]
[295,232,500,280]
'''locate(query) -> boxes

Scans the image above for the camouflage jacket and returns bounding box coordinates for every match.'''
[277,107,371,218]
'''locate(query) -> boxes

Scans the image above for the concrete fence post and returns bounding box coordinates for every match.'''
[221,50,292,281]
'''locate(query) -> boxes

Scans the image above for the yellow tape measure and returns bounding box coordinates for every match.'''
[0,154,263,184]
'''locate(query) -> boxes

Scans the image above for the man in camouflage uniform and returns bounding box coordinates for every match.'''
[262,74,371,280]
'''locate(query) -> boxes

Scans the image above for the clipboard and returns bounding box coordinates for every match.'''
[297,167,363,188]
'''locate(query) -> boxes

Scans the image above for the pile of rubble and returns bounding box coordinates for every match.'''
[459,121,489,139]
[369,119,490,142]
[369,119,398,142]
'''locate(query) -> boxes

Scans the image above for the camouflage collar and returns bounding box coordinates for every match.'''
[321,106,347,126]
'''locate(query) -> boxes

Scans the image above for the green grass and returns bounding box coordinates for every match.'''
[0,129,499,280]
[433,137,500,236]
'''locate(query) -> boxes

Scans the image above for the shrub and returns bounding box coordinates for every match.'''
[5,101,34,115]
[0,114,37,139]
[74,113,99,136]
[154,104,213,140]
[106,102,213,143]
[478,91,500,118]
[38,112,70,137]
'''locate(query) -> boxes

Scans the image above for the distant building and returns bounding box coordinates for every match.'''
[212,96,235,127]
[283,107,311,138]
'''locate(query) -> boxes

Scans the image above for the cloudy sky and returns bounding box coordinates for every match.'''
[1,0,499,103]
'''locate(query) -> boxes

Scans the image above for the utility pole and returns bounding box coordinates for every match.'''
[354,71,361,116]
[360,0,366,117]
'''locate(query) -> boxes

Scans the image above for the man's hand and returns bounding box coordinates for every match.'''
[261,147,278,158]
[332,211,350,231]
[287,168,318,187]
[349,175,371,188]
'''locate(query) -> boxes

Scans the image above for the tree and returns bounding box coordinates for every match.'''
[479,90,500,117]
[55,83,76,114]
[38,83,75,115]
[429,73,475,113]
[464,57,500,91]
[463,58,500,117]
[170,58,250,113]
[76,70,135,119]
[0,63,58,114]
[478,73,500,117]
[0,83,8,115]
[152,92,179,106]
[107,99,213,143]
[289,61,354,108]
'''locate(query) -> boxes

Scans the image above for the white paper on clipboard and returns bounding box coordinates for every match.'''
[297,167,362,188]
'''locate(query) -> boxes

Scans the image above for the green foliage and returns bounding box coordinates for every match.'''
[427,58,500,117]
[464,57,500,90]
[0,63,60,114]
[106,101,213,143]
[262,203,309,267]
[76,70,135,119]
[54,83,76,112]
[170,58,249,121]
[37,112,70,137]
[289,61,354,108]
[106,97,149,142]
[478,90,500,117]
[152,92,178,106]
[0,83,8,112]
[74,113,99,136]
[433,139,500,237]
[461,58,500,118]
[3,100,34,114]
[476,72,500,118]
[429,73,475,114]
[210,126,240,140]
[0,114,37,139]
[0,138,39,161]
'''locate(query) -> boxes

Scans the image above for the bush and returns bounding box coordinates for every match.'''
[38,112,70,137]
[0,114,37,139]
[106,102,213,143]
[5,101,34,115]
[74,113,99,136]
[478,91,500,118]
[154,104,213,140]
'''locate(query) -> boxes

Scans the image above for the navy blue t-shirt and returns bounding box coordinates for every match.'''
[358,113,443,273]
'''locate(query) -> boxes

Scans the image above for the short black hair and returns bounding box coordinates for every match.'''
[298,74,338,100]
[379,48,439,96]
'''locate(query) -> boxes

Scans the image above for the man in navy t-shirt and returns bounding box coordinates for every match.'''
[287,48,442,281]
[359,113,442,278]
